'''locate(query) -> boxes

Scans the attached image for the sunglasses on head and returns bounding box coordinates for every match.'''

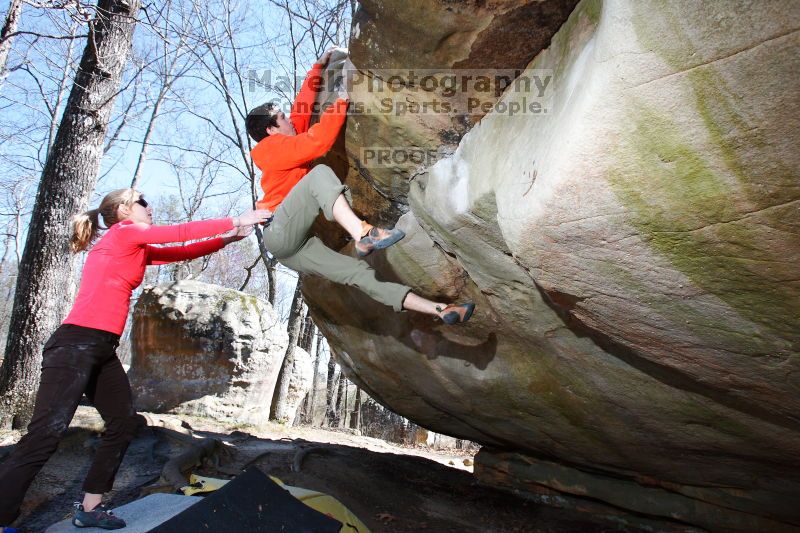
[134,198,148,208]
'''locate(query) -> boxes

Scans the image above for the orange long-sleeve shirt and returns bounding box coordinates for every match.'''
[252,63,348,211]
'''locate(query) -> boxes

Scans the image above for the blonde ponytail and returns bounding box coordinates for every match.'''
[68,188,141,253]
[70,209,101,253]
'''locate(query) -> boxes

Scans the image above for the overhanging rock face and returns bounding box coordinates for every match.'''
[302,0,800,529]
[333,0,580,228]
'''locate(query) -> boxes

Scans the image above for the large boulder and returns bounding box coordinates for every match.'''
[129,280,286,426]
[302,0,800,529]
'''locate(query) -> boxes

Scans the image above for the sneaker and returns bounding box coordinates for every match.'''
[436,303,476,325]
[355,223,405,257]
[72,503,126,530]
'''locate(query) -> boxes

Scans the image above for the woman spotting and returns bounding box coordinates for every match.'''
[0,189,271,530]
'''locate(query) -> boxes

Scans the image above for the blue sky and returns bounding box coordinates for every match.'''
[0,0,351,322]
[1,0,347,223]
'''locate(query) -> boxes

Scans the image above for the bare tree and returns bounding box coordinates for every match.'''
[298,307,315,351]
[0,0,141,428]
[302,330,323,424]
[324,348,338,426]
[349,385,361,431]
[41,20,83,157]
[0,2,103,91]
[0,0,24,86]
[129,0,199,188]
[333,371,345,428]
[295,307,317,422]
[0,10,85,290]
[0,177,33,344]
[265,0,350,99]
[270,280,304,422]
[152,0,281,302]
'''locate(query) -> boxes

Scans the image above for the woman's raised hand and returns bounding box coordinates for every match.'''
[234,209,272,227]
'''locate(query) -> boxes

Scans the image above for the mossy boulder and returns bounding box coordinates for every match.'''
[129,280,287,426]
[303,0,800,528]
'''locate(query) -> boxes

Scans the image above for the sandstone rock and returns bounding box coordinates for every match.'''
[284,346,313,424]
[302,0,800,529]
[318,0,579,232]
[129,280,287,426]
[414,428,465,450]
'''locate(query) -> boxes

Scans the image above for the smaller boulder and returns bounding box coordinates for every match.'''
[129,280,288,426]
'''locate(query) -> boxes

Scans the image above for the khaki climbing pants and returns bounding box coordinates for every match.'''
[263,165,411,312]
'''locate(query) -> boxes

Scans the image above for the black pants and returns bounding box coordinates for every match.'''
[0,324,139,525]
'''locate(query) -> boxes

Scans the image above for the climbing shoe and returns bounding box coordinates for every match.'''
[72,503,126,530]
[355,222,405,257]
[437,303,476,325]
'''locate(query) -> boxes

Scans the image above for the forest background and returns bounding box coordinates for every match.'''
[0,0,426,439]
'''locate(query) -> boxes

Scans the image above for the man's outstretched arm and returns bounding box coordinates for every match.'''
[274,98,348,169]
[290,48,336,134]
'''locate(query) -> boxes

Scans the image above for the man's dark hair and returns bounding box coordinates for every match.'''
[246,102,280,143]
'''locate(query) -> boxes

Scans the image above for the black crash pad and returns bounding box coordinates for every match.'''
[147,467,342,533]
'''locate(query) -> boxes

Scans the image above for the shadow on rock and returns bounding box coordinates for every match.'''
[405,329,498,370]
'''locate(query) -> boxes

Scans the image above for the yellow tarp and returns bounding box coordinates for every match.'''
[181,474,230,495]
[180,474,370,533]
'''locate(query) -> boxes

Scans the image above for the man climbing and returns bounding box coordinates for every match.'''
[245,48,474,324]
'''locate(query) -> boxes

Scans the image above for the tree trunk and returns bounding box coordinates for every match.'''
[342,379,350,428]
[296,308,307,349]
[324,350,338,426]
[0,0,141,429]
[298,328,318,424]
[299,309,314,352]
[308,332,322,425]
[333,375,345,428]
[0,0,23,87]
[269,280,304,422]
[252,227,277,306]
[266,262,277,305]
[349,386,362,431]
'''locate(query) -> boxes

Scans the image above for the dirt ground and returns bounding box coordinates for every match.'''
[1,406,636,533]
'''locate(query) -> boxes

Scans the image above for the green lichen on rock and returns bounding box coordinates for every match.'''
[613,0,800,344]
[596,260,773,355]
[583,0,602,25]
[609,102,798,344]
[216,288,260,314]
[686,67,797,218]
[631,0,799,207]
